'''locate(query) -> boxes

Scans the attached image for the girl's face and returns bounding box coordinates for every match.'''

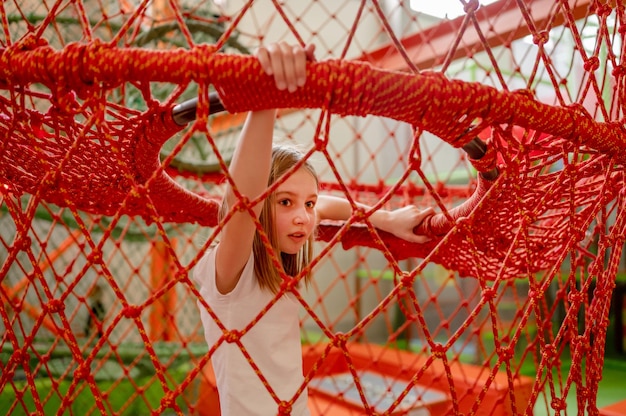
[273,167,318,254]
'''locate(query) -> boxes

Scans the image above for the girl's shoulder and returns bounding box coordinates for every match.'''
[193,244,258,300]
[192,245,218,286]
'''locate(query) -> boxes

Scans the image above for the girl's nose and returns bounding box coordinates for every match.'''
[294,208,311,225]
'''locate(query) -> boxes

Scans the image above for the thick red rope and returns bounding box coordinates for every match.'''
[1,42,624,155]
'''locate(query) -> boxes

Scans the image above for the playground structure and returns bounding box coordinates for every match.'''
[1,0,626,415]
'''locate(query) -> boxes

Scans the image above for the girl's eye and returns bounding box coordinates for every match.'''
[279,199,291,206]
[306,201,316,208]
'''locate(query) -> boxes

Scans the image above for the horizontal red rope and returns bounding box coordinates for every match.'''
[0,43,625,159]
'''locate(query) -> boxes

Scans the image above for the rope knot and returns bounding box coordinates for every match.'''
[15,32,49,51]
[482,287,496,302]
[584,56,599,72]
[277,401,293,415]
[498,345,514,361]
[82,39,108,81]
[431,343,446,359]
[54,90,80,115]
[236,196,251,211]
[123,305,142,319]
[401,272,414,288]
[567,291,584,306]
[61,42,100,101]
[45,299,64,314]
[193,43,219,56]
[191,44,219,89]
[532,31,550,46]
[464,0,480,14]
[16,236,31,252]
[314,135,328,152]
[88,250,103,264]
[596,3,613,17]
[224,330,241,343]
[333,332,348,347]
[574,335,589,353]
[192,43,218,68]
[13,349,30,365]
[353,207,367,222]
[550,398,566,411]
[542,343,557,361]
[160,395,175,409]
[74,364,89,380]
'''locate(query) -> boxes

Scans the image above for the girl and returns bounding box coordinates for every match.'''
[194,42,433,415]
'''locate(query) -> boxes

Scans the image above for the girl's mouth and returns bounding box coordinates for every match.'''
[289,232,307,241]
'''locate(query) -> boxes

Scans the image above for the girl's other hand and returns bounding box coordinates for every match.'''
[256,42,316,92]
[380,206,435,244]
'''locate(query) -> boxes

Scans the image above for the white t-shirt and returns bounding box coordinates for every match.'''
[194,246,310,415]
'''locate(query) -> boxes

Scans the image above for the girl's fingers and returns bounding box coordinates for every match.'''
[266,43,287,90]
[256,43,315,91]
[412,234,432,244]
[279,42,299,92]
[294,45,308,88]
[256,46,273,76]
[417,207,435,221]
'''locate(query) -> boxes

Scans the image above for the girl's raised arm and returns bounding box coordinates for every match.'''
[214,43,314,294]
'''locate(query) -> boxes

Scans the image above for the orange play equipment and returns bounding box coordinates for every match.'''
[197,342,534,416]
[600,400,626,416]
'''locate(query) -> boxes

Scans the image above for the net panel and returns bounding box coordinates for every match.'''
[1,0,624,415]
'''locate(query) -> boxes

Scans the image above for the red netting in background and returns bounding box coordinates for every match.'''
[1,0,625,415]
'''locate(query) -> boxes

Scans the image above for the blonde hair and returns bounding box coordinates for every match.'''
[220,144,318,294]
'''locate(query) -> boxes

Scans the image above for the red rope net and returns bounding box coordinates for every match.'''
[1,0,625,415]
